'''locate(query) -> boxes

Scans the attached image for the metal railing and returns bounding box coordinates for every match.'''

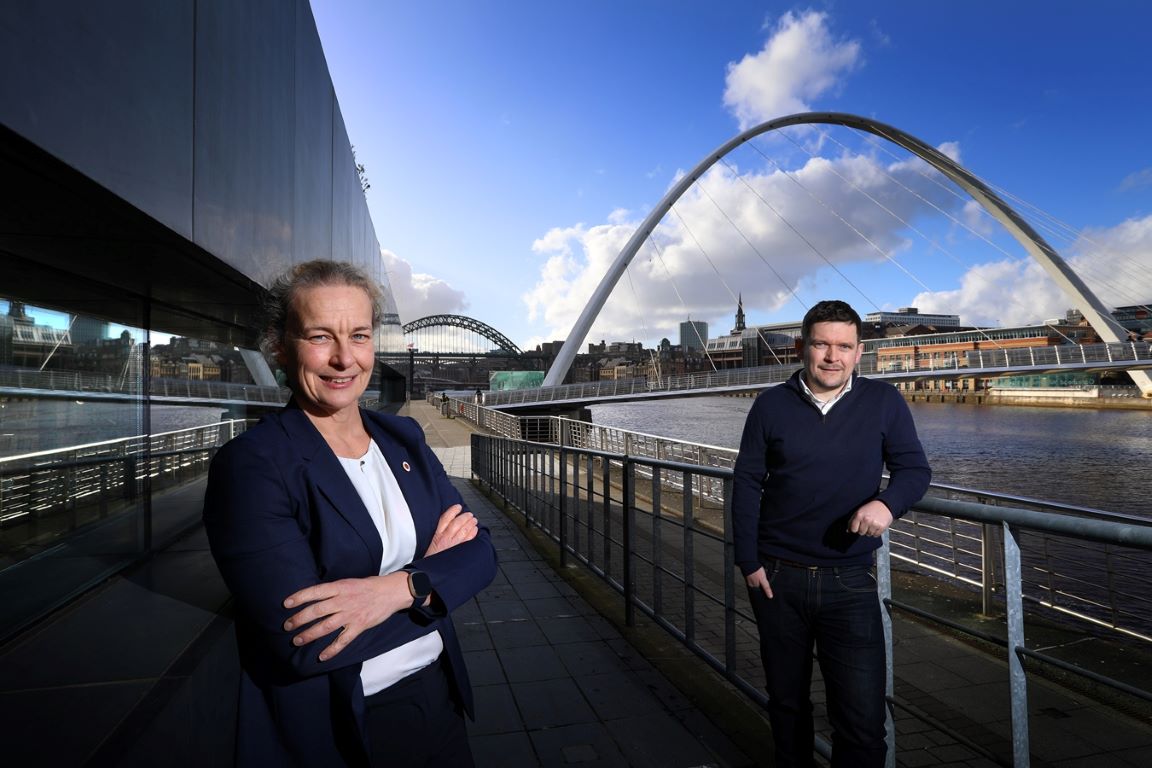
[2,392,388,534]
[0,420,248,531]
[965,341,1152,371]
[470,432,1152,767]
[477,341,1152,407]
[0,364,290,404]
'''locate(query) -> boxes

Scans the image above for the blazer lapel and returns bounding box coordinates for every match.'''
[363,416,435,554]
[279,406,384,570]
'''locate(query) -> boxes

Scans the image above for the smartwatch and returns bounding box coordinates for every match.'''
[405,569,432,609]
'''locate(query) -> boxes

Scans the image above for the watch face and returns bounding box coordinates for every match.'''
[409,570,432,598]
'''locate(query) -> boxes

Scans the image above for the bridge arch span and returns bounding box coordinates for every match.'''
[542,111,1149,397]
[403,314,523,355]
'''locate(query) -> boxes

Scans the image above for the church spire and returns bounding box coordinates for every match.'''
[733,294,746,333]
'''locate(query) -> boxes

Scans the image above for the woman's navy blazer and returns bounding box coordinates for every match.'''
[203,404,498,766]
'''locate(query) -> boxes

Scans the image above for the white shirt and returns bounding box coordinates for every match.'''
[799,372,855,415]
[338,441,443,695]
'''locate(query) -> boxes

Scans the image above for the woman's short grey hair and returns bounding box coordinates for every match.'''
[261,260,384,355]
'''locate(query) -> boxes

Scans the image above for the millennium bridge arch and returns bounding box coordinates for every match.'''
[402,313,523,355]
[542,111,1151,397]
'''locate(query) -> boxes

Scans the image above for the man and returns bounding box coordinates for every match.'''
[732,300,931,768]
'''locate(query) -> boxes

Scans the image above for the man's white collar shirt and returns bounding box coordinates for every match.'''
[799,373,854,415]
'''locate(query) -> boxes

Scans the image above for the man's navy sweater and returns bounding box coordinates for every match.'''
[732,371,931,573]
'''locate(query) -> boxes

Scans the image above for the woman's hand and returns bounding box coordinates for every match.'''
[282,572,410,661]
[425,504,478,557]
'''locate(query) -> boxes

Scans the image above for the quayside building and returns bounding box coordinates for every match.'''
[0,4,405,762]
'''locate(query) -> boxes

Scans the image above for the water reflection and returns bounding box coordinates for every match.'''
[0,401,226,456]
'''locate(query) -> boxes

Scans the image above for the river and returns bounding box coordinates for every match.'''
[590,396,1152,516]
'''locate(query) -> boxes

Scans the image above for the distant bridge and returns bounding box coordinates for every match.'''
[402,314,522,357]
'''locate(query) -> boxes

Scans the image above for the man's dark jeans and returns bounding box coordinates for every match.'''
[747,559,888,768]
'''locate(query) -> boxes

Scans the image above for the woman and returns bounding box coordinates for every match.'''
[203,260,497,766]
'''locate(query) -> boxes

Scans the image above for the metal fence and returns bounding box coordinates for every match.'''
[470,431,1152,767]
[0,420,247,532]
[965,341,1152,371]
[0,364,289,404]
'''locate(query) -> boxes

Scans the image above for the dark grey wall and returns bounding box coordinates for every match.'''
[0,0,393,344]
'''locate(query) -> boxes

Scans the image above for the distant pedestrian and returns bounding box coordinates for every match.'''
[732,299,931,767]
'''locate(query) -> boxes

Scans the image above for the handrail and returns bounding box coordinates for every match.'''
[471,432,1152,767]
[0,420,249,529]
[0,364,290,404]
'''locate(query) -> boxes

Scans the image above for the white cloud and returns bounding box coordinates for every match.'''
[378,248,468,322]
[723,10,861,130]
[1118,167,1152,192]
[911,213,1152,327]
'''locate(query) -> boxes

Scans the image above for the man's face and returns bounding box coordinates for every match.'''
[802,320,863,396]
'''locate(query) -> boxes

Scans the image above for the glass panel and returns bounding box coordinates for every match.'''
[1,300,146,635]
[0,298,273,639]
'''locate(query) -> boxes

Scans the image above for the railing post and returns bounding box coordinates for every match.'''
[979,522,997,615]
[1003,521,1031,767]
[559,444,568,567]
[601,455,612,576]
[683,473,696,646]
[723,476,736,675]
[878,534,896,768]
[623,458,635,627]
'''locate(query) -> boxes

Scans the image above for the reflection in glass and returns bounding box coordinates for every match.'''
[0,298,274,638]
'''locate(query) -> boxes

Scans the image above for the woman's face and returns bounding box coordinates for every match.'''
[279,283,375,419]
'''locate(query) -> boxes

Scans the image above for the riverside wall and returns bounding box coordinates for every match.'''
[903,386,1152,409]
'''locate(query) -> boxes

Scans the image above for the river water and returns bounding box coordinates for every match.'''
[590,396,1152,517]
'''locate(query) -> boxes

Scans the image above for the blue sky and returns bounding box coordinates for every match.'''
[310,1,1152,350]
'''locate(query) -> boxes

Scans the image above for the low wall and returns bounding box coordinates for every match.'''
[906,387,1152,409]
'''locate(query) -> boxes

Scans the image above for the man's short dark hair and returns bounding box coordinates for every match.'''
[801,300,862,343]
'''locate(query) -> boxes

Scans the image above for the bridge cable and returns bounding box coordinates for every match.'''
[984,183,1152,309]
[715,153,875,312]
[860,124,1148,307]
[760,128,1039,357]
[844,127,1150,320]
[642,234,720,372]
[773,130,966,298]
[771,128,1019,351]
[745,141,921,308]
[780,126,1105,351]
[707,160,807,308]
[666,204,787,366]
[687,177,804,365]
[789,129,975,274]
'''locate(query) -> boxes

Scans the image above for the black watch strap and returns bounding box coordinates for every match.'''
[405,569,432,609]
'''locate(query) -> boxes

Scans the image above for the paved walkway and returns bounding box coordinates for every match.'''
[406,403,762,766]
